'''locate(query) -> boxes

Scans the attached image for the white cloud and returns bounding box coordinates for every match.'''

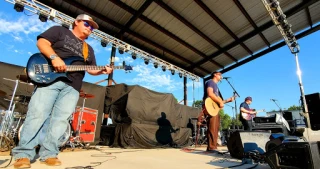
[14,50,18,53]
[0,15,56,35]
[28,52,32,55]
[130,64,180,92]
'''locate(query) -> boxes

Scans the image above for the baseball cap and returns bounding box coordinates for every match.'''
[245,96,252,101]
[75,14,99,29]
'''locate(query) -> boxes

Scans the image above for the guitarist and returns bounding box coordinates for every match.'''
[197,71,234,152]
[13,14,113,169]
[239,96,255,131]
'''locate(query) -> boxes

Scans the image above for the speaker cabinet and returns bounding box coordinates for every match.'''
[265,141,320,169]
[305,93,320,130]
[227,131,271,159]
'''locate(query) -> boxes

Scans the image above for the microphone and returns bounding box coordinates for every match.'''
[270,99,277,101]
[223,77,231,79]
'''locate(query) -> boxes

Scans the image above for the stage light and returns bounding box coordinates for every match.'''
[144,58,149,65]
[179,73,183,78]
[62,23,70,29]
[270,1,279,10]
[291,41,298,48]
[132,53,137,60]
[118,47,124,54]
[282,23,291,32]
[101,41,107,47]
[14,3,24,12]
[39,13,48,22]
[277,14,286,23]
[153,62,158,68]
[171,69,175,75]
[162,66,166,72]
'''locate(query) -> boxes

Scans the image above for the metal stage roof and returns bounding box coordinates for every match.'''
[36,0,320,80]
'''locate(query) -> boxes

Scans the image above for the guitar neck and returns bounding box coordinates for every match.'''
[66,65,122,72]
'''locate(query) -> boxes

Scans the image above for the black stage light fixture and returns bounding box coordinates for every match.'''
[132,53,137,60]
[153,62,158,68]
[270,0,279,10]
[282,23,292,32]
[62,23,70,29]
[179,73,183,78]
[39,13,48,22]
[162,66,166,72]
[101,41,107,47]
[277,14,286,23]
[171,69,175,75]
[14,3,24,12]
[118,47,124,54]
[144,58,149,65]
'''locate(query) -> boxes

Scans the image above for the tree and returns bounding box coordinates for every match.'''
[219,109,232,130]
[192,100,203,108]
[287,105,301,111]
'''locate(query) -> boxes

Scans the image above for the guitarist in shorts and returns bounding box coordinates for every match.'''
[197,71,234,152]
[239,96,255,131]
[12,14,113,168]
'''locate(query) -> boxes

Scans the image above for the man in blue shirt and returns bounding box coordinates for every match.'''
[197,71,234,152]
[239,97,256,131]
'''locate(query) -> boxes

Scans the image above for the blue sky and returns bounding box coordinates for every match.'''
[0,1,319,118]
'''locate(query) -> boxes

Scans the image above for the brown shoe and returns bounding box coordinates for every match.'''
[13,158,31,169]
[41,158,61,166]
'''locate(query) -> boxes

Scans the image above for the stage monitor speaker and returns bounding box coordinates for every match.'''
[265,141,320,169]
[305,93,320,130]
[282,111,293,121]
[227,131,271,159]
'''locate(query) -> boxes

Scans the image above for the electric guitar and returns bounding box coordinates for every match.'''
[26,53,133,85]
[204,95,236,117]
[241,109,266,121]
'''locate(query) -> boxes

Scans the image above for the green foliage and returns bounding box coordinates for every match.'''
[287,105,301,111]
[192,100,203,108]
[219,109,232,130]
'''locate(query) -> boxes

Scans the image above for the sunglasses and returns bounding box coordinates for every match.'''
[83,21,94,31]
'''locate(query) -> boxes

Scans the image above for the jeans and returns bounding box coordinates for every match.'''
[12,81,79,160]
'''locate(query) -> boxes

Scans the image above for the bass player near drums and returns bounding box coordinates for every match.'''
[197,71,234,153]
[12,14,113,169]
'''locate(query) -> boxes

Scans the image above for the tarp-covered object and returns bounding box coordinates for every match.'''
[104,84,200,148]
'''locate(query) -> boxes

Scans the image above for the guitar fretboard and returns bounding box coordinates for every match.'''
[65,65,122,72]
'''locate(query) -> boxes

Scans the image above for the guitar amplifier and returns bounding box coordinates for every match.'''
[72,106,98,143]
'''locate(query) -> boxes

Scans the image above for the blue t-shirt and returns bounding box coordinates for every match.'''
[202,80,219,101]
[240,102,250,116]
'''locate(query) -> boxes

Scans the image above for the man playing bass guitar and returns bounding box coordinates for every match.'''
[197,71,234,152]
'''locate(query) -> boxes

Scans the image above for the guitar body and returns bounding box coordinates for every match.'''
[204,97,220,117]
[241,112,255,121]
[241,109,265,121]
[26,53,85,85]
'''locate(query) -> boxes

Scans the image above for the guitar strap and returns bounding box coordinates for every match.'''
[82,41,89,62]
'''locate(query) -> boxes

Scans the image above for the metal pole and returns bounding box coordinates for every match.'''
[184,77,187,105]
[294,53,310,128]
[108,46,116,86]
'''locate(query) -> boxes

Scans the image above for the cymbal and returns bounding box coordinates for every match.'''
[79,93,95,99]
[16,74,29,83]
[0,90,6,96]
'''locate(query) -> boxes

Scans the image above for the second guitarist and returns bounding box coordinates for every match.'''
[240,96,255,131]
[197,71,234,152]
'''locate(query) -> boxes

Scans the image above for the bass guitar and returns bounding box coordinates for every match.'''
[26,53,133,85]
[241,109,266,121]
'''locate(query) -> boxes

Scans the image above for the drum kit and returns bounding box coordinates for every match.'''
[0,75,95,151]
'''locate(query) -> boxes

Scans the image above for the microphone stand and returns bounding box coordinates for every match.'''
[224,78,240,121]
[271,99,283,116]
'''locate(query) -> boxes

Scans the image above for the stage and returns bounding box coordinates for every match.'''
[0,146,271,169]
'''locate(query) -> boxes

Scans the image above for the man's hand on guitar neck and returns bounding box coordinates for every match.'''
[51,56,67,72]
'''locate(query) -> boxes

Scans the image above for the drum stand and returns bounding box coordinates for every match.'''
[0,79,19,151]
[67,93,92,150]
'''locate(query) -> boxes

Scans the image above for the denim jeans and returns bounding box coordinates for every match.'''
[12,81,79,160]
